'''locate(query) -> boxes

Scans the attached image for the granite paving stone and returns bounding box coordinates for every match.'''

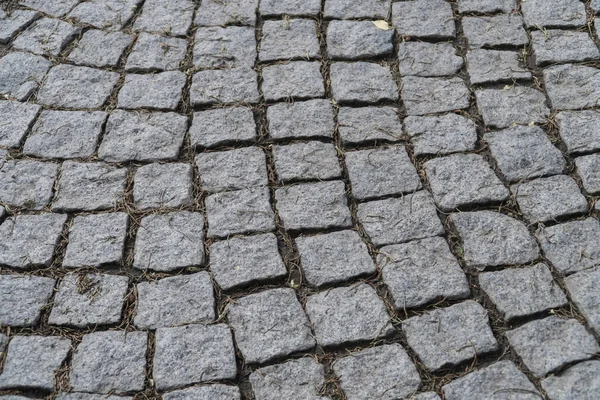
[338,106,403,145]
[273,141,341,182]
[267,100,334,140]
[196,147,268,192]
[125,32,188,72]
[56,395,133,400]
[0,334,6,353]
[594,0,600,13]
[564,266,600,335]
[0,9,39,44]
[327,20,394,60]
[544,64,600,110]
[134,272,215,329]
[20,0,79,17]
[250,358,326,400]
[133,0,195,36]
[195,0,257,26]
[0,274,55,326]
[190,107,257,148]
[191,67,259,105]
[330,62,398,103]
[260,0,321,17]
[133,163,193,210]
[0,160,58,210]
[522,0,586,28]
[404,114,477,156]
[475,86,550,128]
[193,26,257,69]
[324,0,390,19]
[117,71,186,110]
[532,30,599,66]
[398,42,463,78]
[11,17,80,56]
[67,30,133,68]
[506,316,600,377]
[392,0,455,39]
[260,19,320,62]
[68,0,142,31]
[462,15,528,48]
[409,393,441,400]
[0,100,41,148]
[228,288,315,364]
[457,0,516,13]
[0,51,51,101]
[576,154,600,194]
[541,360,600,400]
[262,62,324,101]
[163,385,241,400]
[467,49,531,85]
[555,110,600,154]
[402,76,470,116]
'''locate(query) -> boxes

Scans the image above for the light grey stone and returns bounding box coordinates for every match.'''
[133,211,205,271]
[49,273,128,327]
[402,76,470,116]
[195,0,257,26]
[250,358,326,400]
[275,180,352,231]
[544,64,600,110]
[260,0,321,17]
[196,147,268,192]
[100,110,187,162]
[296,230,376,287]
[462,15,528,48]
[330,62,397,103]
[118,71,186,110]
[522,0,586,28]
[63,213,128,268]
[511,175,588,223]
[37,64,119,109]
[0,51,50,101]
[52,161,127,212]
[358,191,444,247]
[259,19,320,62]
[125,32,187,72]
[576,154,600,194]
[67,29,133,68]
[457,0,516,13]
[506,316,600,377]
[345,145,421,200]
[480,264,567,320]
[409,393,441,400]
[209,233,287,291]
[0,9,39,44]
[392,0,455,39]
[327,20,393,60]
[334,344,421,400]
[68,0,142,31]
[0,274,55,326]
[191,67,259,105]
[11,17,79,56]
[205,187,275,238]
[0,336,70,391]
[467,49,531,84]
[273,141,341,182]
[262,61,324,102]
[23,110,106,159]
[56,394,132,400]
[398,42,463,77]
[404,114,477,156]
[193,26,256,69]
[70,331,147,394]
[228,288,314,364]
[190,107,257,148]
[324,0,390,19]
[306,283,393,347]
[556,110,600,154]
[338,106,403,145]
[450,211,539,270]
[532,30,599,66]
[443,360,540,400]
[133,0,194,36]
[20,0,79,16]
[475,86,550,128]
[0,160,57,210]
[403,301,499,371]
[485,126,565,183]
[0,100,40,148]
[564,266,600,335]
[378,237,470,309]
[268,99,334,140]
[542,360,600,400]
[0,206,5,220]
[594,0,600,13]
[133,163,193,210]
[134,272,215,329]
[163,385,241,400]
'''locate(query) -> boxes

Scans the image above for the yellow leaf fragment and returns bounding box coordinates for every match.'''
[373,20,391,30]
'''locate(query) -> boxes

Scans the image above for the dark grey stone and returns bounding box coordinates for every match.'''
[522,0,586,28]
[338,106,403,145]
[475,87,549,128]
[273,141,341,182]
[556,110,600,154]
[125,32,188,72]
[576,154,600,194]
[532,30,599,66]
[259,19,320,62]
[117,71,186,110]
[12,17,79,56]
[133,0,195,36]
[133,163,193,210]
[392,0,455,39]
[564,266,600,335]
[398,42,463,77]
[196,147,268,192]
[0,160,57,210]
[67,29,133,68]
[260,0,321,17]
[20,0,79,17]
[191,67,259,105]
[0,9,39,44]
[190,107,257,148]
[542,360,600,400]
[195,0,257,26]
[324,0,390,19]
[0,274,55,326]
[0,100,40,148]
[0,334,5,353]
[68,0,142,31]
[262,62,324,101]
[330,62,398,103]
[163,385,241,400]
[462,15,528,48]
[544,64,600,110]
[267,99,334,140]
[250,358,325,400]
[193,26,256,69]
[0,51,51,101]
[402,76,470,116]
[327,20,393,60]
[467,49,531,84]
[457,0,516,13]
[404,114,477,156]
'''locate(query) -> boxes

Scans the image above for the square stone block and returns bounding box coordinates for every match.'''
[0,274,55,327]
[21,0,80,17]
[544,64,600,110]
[259,19,320,62]
[273,141,341,183]
[542,361,600,400]
[404,114,477,156]
[392,0,455,39]
[467,49,531,84]
[68,0,142,30]
[338,106,403,145]
[556,110,600,154]
[564,266,600,335]
[475,86,549,128]
[532,30,599,66]
[522,0,586,28]
[133,0,195,36]
[163,385,241,400]
[457,0,516,13]
[133,163,193,210]
[402,76,469,116]
[194,26,256,69]
[195,0,257,26]
[324,0,389,19]
[327,20,393,60]
[330,62,397,103]
[125,32,187,72]
[0,52,51,101]
[191,68,259,105]
[0,9,39,44]
[267,99,334,140]
[0,160,57,210]
[190,107,257,148]
[260,0,321,17]
[462,14,527,48]
[117,71,186,110]
[12,17,79,56]
[0,100,40,148]
[67,29,133,68]
[398,42,463,78]
[576,154,600,194]
[250,358,325,400]
[196,147,268,192]
[262,62,324,102]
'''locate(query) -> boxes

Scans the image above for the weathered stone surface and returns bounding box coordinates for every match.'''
[522,0,586,28]
[409,393,441,400]
[0,51,51,101]
[0,9,39,44]
[327,20,393,60]
[334,344,421,400]
[190,107,257,148]
[268,100,334,140]
[273,141,341,182]
[133,163,193,210]
[511,175,588,223]
[544,64,600,110]
[392,0,455,39]
[458,0,516,13]
[325,0,389,19]
[125,32,187,72]
[475,87,549,128]
[100,110,187,162]
[56,394,132,400]
[262,62,324,101]
[63,213,128,268]
[338,106,403,144]
[402,76,470,116]
[0,275,55,326]
[506,316,600,378]
[20,0,79,16]
[565,266,600,335]
[403,301,499,371]
[576,154,600,194]
[556,110,600,154]
[12,17,79,56]
[68,29,133,68]
[195,0,257,26]
[296,230,376,287]
[133,0,195,36]
[378,237,470,309]
[593,0,600,13]
[196,147,268,192]
[133,211,205,271]
[68,0,142,31]
[250,358,325,400]
[467,49,531,84]
[532,30,599,66]
[0,336,70,391]
[228,288,314,364]
[163,385,241,400]
[398,42,463,77]
[542,360,600,400]
[260,0,321,17]
[0,334,6,353]
[450,211,539,270]
[443,360,540,400]
[462,15,527,48]
[118,71,186,110]
[0,160,57,210]
[0,100,40,148]
[191,68,259,105]
[135,272,215,329]
[404,114,477,156]
[206,188,275,238]
[330,62,397,103]
[275,181,352,231]
[358,191,444,247]
[49,273,128,327]
[259,19,320,62]
[71,331,147,394]
[24,110,106,159]
[210,233,287,290]
[53,161,127,212]
[194,26,256,68]
[485,126,565,183]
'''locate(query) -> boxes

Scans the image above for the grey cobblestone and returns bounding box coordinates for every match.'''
[191,67,259,105]
[260,0,321,17]
[541,360,600,400]
[117,71,186,110]
[475,86,550,128]
[0,160,58,210]
[268,100,334,140]
[20,0,79,17]
[404,114,477,156]
[133,0,195,37]
[409,393,441,400]
[195,0,257,26]
[193,26,256,69]
[398,42,463,78]
[331,61,398,103]
[392,0,455,39]
[556,110,600,154]
[324,0,390,19]
[462,15,527,48]
[532,30,599,66]
[67,30,133,68]
[402,76,469,116]
[190,107,257,148]
[133,163,193,210]
[0,52,51,101]
[544,64,600,110]
[0,100,41,148]
[467,49,531,85]
[262,62,324,102]
[0,274,55,326]
[56,395,132,400]
[250,357,325,400]
[576,154,600,194]
[68,0,142,31]
[457,0,516,13]
[0,9,39,44]
[564,266,600,335]
[163,385,241,400]
[12,17,80,56]
[125,32,188,72]
[196,147,268,192]
[521,0,586,28]
[338,106,403,145]
[259,19,320,62]
[327,20,393,60]
[273,141,341,182]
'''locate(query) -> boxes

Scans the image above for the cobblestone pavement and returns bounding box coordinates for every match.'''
[0,0,599,399]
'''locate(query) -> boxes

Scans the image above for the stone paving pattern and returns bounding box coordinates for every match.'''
[0,0,599,399]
